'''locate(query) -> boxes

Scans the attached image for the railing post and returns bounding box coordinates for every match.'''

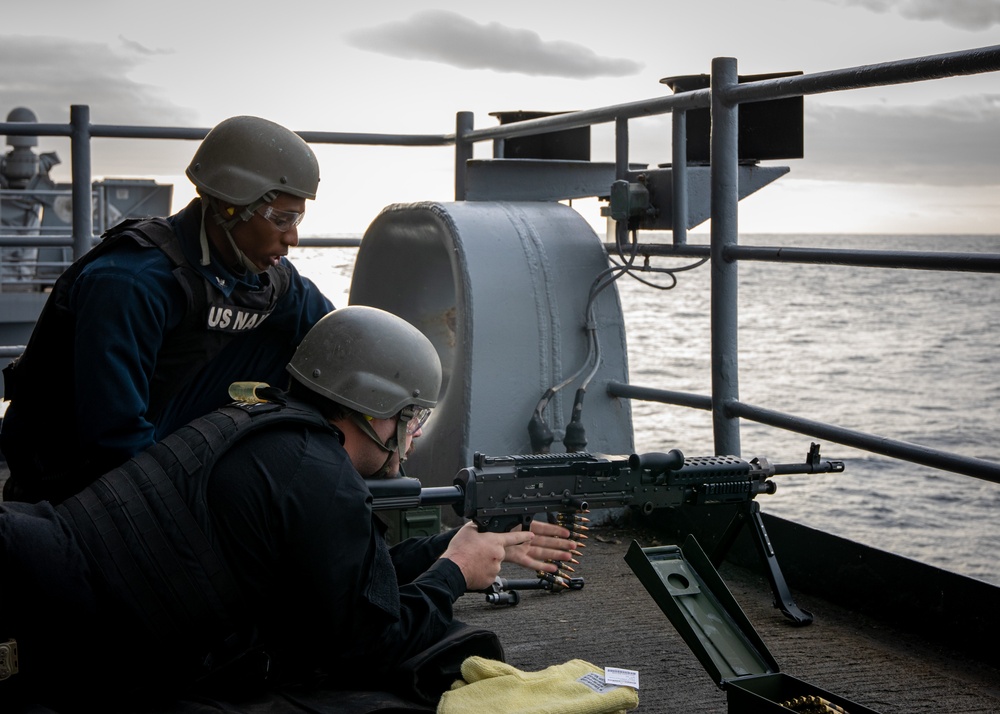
[615,116,629,180]
[615,117,630,248]
[454,111,473,200]
[70,105,93,259]
[672,109,688,245]
[710,57,741,455]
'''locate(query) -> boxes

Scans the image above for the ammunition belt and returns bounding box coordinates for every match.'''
[779,695,851,714]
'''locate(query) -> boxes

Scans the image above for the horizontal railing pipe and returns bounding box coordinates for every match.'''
[0,236,76,247]
[605,382,1000,484]
[296,131,451,147]
[0,235,361,251]
[726,246,1000,273]
[726,45,1000,104]
[0,120,452,148]
[0,122,72,139]
[458,90,711,145]
[728,400,1000,485]
[604,243,1000,274]
[88,126,208,141]
[606,381,713,411]
[604,243,712,259]
[297,237,363,248]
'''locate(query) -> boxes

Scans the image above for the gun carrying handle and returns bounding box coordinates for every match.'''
[629,449,685,473]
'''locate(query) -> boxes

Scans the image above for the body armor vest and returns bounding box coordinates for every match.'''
[1,217,292,502]
[56,399,332,683]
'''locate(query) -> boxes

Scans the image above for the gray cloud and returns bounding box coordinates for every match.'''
[801,96,1000,185]
[117,35,174,57]
[1,35,198,176]
[817,0,1000,30]
[346,10,643,78]
[0,35,193,124]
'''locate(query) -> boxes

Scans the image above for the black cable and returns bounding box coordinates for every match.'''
[530,226,709,452]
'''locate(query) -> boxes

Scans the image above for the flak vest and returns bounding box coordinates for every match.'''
[56,399,333,685]
[0,217,292,502]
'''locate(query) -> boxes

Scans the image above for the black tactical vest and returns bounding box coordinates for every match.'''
[1,216,292,503]
[56,399,332,685]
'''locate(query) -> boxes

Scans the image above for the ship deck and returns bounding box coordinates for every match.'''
[4,463,1000,713]
[453,519,1000,713]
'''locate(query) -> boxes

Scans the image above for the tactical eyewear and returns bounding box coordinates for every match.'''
[401,406,432,435]
[256,204,304,232]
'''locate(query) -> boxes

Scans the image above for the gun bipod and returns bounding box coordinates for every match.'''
[711,500,813,626]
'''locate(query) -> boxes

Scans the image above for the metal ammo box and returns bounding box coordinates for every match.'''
[625,536,880,713]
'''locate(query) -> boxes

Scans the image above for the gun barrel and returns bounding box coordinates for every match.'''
[772,459,845,476]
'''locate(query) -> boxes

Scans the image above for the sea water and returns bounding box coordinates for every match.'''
[293,233,1000,587]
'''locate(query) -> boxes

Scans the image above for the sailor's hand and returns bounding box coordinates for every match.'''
[503,520,582,575]
[443,521,534,591]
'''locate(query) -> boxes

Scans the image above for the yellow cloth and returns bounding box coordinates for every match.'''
[437,657,639,714]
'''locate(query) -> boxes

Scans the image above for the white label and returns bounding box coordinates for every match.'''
[577,672,621,694]
[605,667,640,689]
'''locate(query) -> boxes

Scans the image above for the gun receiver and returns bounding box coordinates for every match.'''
[371,443,844,624]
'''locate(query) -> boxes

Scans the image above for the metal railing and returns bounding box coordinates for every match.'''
[2,44,999,485]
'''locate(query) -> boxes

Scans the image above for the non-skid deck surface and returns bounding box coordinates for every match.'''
[452,522,1000,713]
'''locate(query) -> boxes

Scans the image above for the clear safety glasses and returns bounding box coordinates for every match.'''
[363,406,432,435]
[255,204,304,232]
[401,406,432,435]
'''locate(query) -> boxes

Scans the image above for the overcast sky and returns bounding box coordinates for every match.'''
[2,0,999,235]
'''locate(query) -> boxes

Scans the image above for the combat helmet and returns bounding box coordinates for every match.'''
[185,115,320,206]
[186,115,320,273]
[289,306,441,416]
[288,306,441,474]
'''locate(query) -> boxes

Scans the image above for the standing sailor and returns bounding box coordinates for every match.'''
[1,115,334,504]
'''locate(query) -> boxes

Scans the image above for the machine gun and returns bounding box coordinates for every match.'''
[370,443,844,625]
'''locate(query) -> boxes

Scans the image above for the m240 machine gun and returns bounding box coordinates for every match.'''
[370,443,844,625]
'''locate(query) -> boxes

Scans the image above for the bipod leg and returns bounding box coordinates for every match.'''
[481,575,585,606]
[744,501,813,626]
[481,578,520,606]
[709,504,748,568]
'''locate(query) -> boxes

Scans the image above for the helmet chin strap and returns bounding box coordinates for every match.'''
[199,195,276,275]
[350,413,411,479]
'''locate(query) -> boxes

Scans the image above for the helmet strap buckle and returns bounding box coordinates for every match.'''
[349,412,413,479]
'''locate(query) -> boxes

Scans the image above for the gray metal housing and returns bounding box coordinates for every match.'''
[349,201,633,493]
